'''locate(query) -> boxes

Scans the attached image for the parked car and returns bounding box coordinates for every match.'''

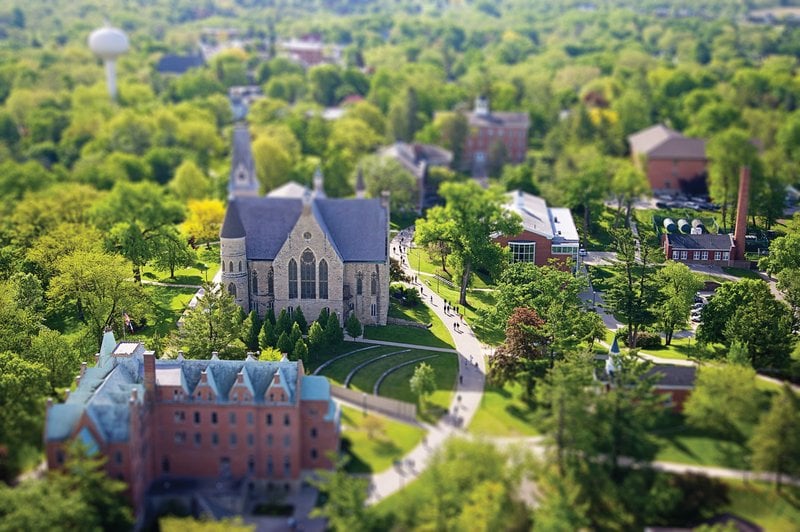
[579,248,588,257]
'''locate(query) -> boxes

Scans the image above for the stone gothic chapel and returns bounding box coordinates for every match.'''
[220,125,390,326]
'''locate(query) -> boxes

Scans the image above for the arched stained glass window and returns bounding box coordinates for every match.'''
[319,260,328,300]
[267,267,274,295]
[228,283,237,297]
[356,272,363,295]
[288,259,298,299]
[371,272,377,295]
[301,249,316,299]
[251,271,258,294]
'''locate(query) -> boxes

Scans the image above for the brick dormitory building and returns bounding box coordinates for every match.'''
[44,330,340,518]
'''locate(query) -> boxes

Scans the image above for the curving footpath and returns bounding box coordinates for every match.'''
[373,355,440,395]
[363,234,489,504]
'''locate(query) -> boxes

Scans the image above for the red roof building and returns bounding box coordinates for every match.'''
[628,124,707,193]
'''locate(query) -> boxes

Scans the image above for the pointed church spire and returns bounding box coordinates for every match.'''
[313,166,326,198]
[228,124,259,199]
[355,165,366,199]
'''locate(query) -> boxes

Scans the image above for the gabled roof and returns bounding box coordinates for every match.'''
[504,190,579,244]
[468,111,530,128]
[666,233,734,251]
[267,181,309,198]
[221,196,388,263]
[628,124,706,160]
[646,365,696,388]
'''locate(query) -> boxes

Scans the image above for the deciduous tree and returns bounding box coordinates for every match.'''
[655,262,703,345]
[749,384,800,491]
[409,362,436,406]
[415,181,521,305]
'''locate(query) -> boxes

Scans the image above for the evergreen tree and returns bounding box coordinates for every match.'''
[275,309,292,337]
[241,310,262,351]
[325,312,344,346]
[265,307,276,326]
[258,319,277,350]
[345,313,362,339]
[294,306,308,334]
[293,338,309,364]
[180,283,244,359]
[308,321,325,355]
[317,307,330,326]
[276,331,293,356]
[290,322,302,346]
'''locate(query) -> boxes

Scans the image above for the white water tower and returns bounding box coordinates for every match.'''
[88,25,129,100]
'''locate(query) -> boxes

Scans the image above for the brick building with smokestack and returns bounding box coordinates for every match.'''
[663,167,751,266]
[44,330,340,518]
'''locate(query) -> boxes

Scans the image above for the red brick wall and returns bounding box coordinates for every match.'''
[656,388,692,412]
[463,125,528,169]
[645,158,707,191]
[663,240,734,265]
[494,231,554,266]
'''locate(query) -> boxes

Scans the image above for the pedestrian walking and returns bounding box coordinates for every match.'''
[459,375,463,384]
[430,295,433,303]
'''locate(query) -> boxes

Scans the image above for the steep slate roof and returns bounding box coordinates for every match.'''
[646,365,696,388]
[628,124,706,160]
[45,334,320,444]
[156,54,204,74]
[504,190,579,244]
[221,196,387,263]
[666,233,734,250]
[468,111,530,128]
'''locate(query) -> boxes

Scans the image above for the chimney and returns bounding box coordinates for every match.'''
[355,166,366,199]
[733,166,750,261]
[144,352,156,398]
[46,398,53,410]
[380,190,391,211]
[80,361,87,379]
[75,375,81,387]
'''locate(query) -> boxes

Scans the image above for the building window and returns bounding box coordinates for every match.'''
[672,250,679,260]
[56,450,64,465]
[238,261,242,272]
[229,261,233,273]
[266,414,273,426]
[714,251,722,261]
[284,456,291,477]
[248,456,255,474]
[162,457,170,473]
[228,283,237,297]
[115,451,123,464]
[230,434,237,447]
[371,303,377,317]
[267,267,274,295]
[722,251,729,260]
[701,251,709,260]
[267,456,274,476]
[288,259,298,299]
[371,272,377,295]
[194,433,201,446]
[211,412,218,425]
[284,414,290,426]
[310,427,317,439]
[194,412,201,424]
[301,249,316,299]
[229,412,237,425]
[247,412,254,425]
[174,411,185,423]
[222,262,225,272]
[267,434,274,447]
[287,306,293,318]
[319,260,328,300]
[311,449,318,460]
[356,272,363,295]
[680,251,688,260]
[252,271,258,295]
[247,433,254,447]
[283,435,291,448]
[212,433,219,446]
[174,432,186,444]
[509,242,536,263]
[693,251,701,260]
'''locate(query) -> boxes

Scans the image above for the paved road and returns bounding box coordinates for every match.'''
[364,233,489,504]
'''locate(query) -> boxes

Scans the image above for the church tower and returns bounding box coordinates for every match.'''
[219,201,250,311]
[355,166,366,199]
[228,124,259,199]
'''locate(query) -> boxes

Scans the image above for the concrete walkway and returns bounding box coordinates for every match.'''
[364,234,489,504]
[351,337,458,354]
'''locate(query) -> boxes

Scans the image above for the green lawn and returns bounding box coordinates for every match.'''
[722,481,800,531]
[722,266,762,280]
[135,284,198,340]
[420,280,503,345]
[364,323,454,349]
[582,207,617,251]
[340,406,425,474]
[348,350,444,394]
[316,346,409,385]
[386,300,455,348]
[406,247,495,290]
[469,381,539,437]
[652,413,751,469]
[639,337,727,361]
[377,353,458,423]
[141,246,220,286]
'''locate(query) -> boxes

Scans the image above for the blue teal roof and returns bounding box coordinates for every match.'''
[45,333,323,444]
[301,376,331,401]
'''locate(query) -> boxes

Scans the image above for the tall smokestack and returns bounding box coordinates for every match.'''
[733,166,750,261]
